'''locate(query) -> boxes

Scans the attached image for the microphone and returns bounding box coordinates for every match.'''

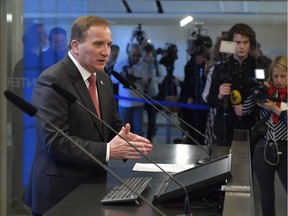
[112,71,212,164]
[3,90,166,216]
[51,83,192,216]
[230,90,242,105]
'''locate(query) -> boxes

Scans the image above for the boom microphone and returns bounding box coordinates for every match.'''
[3,90,166,216]
[51,83,192,216]
[112,71,212,164]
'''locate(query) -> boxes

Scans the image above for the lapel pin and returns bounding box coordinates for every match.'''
[100,80,104,85]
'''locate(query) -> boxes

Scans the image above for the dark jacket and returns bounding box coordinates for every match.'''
[207,54,257,145]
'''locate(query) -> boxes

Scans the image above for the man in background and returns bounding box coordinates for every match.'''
[105,44,120,95]
[207,23,257,146]
[114,43,149,136]
[41,27,68,71]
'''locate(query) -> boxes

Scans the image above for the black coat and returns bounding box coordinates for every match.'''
[207,54,257,146]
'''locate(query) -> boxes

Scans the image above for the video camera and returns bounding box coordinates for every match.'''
[132,24,145,45]
[250,69,280,104]
[156,43,178,70]
[121,65,142,88]
[190,23,212,55]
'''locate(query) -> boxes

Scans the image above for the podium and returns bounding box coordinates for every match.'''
[44,134,254,216]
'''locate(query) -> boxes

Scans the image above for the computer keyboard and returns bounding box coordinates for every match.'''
[101,176,152,205]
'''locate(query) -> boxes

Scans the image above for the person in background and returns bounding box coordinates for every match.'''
[142,43,164,142]
[114,43,149,136]
[250,42,272,78]
[243,56,287,216]
[11,24,46,194]
[207,23,257,146]
[178,37,212,144]
[27,23,48,51]
[24,16,152,216]
[202,33,229,147]
[41,27,68,71]
[105,44,120,95]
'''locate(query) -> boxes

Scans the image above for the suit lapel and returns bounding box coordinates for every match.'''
[63,56,104,139]
[95,72,109,140]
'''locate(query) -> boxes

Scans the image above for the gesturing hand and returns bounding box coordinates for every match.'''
[109,123,153,160]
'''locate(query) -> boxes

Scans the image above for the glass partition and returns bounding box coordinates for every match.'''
[2,0,287,215]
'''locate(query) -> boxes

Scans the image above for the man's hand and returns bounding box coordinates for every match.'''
[109,123,153,160]
[218,83,231,101]
[233,104,244,117]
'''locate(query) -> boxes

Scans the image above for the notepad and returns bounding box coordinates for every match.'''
[132,163,194,173]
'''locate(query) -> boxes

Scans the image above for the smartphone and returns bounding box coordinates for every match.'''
[255,69,265,80]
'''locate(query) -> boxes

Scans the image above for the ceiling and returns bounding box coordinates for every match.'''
[24,0,287,26]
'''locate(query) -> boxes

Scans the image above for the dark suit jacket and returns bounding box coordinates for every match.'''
[24,55,123,214]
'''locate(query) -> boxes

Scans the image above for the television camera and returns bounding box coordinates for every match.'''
[132,24,146,45]
[190,23,212,56]
[155,43,178,73]
[250,69,281,104]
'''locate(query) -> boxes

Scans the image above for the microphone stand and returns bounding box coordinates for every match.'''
[112,71,212,164]
[51,84,193,216]
[4,90,166,216]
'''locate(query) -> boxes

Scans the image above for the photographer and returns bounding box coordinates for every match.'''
[242,56,287,216]
[156,43,179,103]
[178,36,212,144]
[207,23,257,146]
[114,43,149,136]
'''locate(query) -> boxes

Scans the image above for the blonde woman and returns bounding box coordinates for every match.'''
[243,56,287,216]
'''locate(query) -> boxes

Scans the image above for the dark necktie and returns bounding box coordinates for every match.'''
[88,74,101,118]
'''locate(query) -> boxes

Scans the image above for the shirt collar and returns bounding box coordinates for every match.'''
[68,51,96,81]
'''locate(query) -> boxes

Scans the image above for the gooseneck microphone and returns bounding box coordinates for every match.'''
[112,71,212,164]
[3,90,166,216]
[51,83,192,216]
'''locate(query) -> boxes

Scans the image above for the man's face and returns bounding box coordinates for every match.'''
[50,33,67,53]
[129,47,141,65]
[72,25,112,72]
[37,26,48,47]
[109,47,119,63]
[233,34,250,60]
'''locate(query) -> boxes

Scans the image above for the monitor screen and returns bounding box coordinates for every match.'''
[153,154,232,205]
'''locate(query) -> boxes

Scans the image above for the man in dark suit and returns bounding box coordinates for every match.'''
[24,16,153,216]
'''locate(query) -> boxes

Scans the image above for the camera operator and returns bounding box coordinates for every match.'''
[156,43,180,107]
[114,43,149,136]
[207,23,257,146]
[178,35,212,144]
[105,44,120,95]
[142,43,164,142]
[242,56,287,216]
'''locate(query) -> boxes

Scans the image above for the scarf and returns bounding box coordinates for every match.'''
[267,85,287,124]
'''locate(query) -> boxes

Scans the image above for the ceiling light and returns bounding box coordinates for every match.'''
[180,16,193,27]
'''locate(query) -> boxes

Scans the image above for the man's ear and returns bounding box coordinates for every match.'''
[70,40,79,53]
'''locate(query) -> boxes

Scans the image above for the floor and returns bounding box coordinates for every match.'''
[9,113,287,216]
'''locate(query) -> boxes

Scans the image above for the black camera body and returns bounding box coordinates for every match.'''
[133,24,145,44]
[252,84,268,104]
[191,30,212,56]
[251,82,281,104]
[121,66,142,88]
[214,58,235,83]
[156,43,178,71]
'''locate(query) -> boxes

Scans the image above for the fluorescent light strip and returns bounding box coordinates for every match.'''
[180,16,193,27]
